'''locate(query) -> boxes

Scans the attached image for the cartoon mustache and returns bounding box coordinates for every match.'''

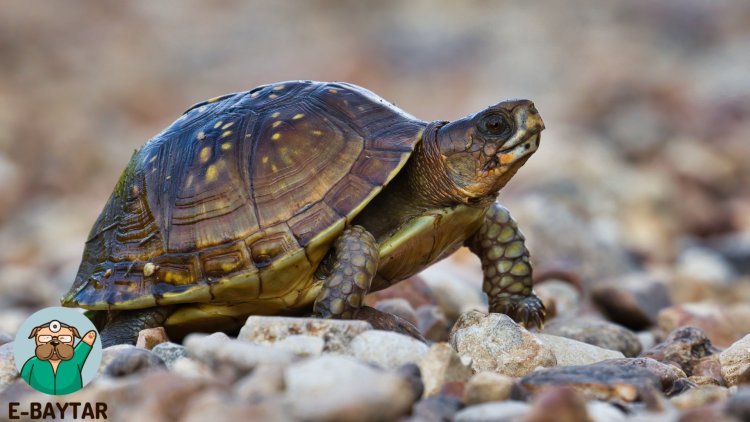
[35,343,74,361]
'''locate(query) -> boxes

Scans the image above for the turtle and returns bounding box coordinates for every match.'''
[62,80,546,346]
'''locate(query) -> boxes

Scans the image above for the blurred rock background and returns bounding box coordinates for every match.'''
[1,0,749,342]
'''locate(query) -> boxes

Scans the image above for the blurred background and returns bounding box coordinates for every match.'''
[1,0,749,342]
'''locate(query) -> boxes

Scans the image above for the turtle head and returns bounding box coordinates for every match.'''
[435,99,544,200]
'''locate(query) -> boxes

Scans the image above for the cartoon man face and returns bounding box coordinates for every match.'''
[30,320,81,361]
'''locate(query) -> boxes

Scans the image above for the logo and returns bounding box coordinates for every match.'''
[13,307,102,396]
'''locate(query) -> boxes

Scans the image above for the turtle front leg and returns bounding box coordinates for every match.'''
[467,203,546,328]
[100,307,172,347]
[313,225,379,319]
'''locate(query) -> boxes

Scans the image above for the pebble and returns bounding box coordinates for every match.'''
[421,267,486,321]
[535,279,582,317]
[0,343,18,388]
[273,334,324,357]
[591,274,672,330]
[347,330,428,370]
[408,395,464,422]
[676,245,737,285]
[520,361,662,402]
[396,363,425,400]
[454,401,531,422]
[238,316,372,353]
[98,345,141,376]
[658,303,742,347]
[374,298,418,326]
[670,385,728,410]
[543,318,642,357]
[151,341,188,368]
[181,391,290,422]
[450,310,556,377]
[602,357,685,392]
[719,334,750,386]
[463,371,515,405]
[184,333,295,378]
[416,305,451,342]
[724,387,750,422]
[691,354,724,385]
[536,333,625,365]
[103,346,166,377]
[234,363,285,401]
[135,326,169,350]
[523,386,591,422]
[284,355,417,422]
[171,357,215,380]
[355,306,426,341]
[0,332,12,346]
[417,342,473,397]
[641,326,719,376]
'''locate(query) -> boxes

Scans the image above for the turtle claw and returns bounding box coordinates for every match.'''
[490,293,546,330]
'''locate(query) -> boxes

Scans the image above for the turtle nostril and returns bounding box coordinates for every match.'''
[527,103,538,115]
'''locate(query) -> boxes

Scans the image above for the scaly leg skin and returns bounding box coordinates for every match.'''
[313,225,380,319]
[467,203,546,329]
[100,307,172,347]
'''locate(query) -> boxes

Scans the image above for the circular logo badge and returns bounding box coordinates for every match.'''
[13,307,102,395]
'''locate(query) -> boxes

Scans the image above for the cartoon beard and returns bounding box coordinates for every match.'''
[35,343,75,361]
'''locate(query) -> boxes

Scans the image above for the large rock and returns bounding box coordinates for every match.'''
[720,334,750,386]
[284,355,417,422]
[417,343,473,397]
[454,401,531,422]
[640,326,719,376]
[591,275,672,330]
[519,361,662,402]
[543,318,642,357]
[238,316,372,353]
[450,311,556,377]
[463,372,515,405]
[658,303,743,348]
[347,330,428,370]
[536,334,624,366]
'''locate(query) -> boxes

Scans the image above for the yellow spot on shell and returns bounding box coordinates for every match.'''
[214,121,223,129]
[269,94,278,99]
[207,96,222,103]
[206,165,218,182]
[199,147,211,164]
[197,131,206,140]
[293,114,304,120]
[104,269,112,277]
[273,85,285,91]
[272,133,281,141]
[222,130,233,138]
[143,263,157,277]
[272,121,282,128]
[251,91,260,98]
[328,89,338,94]
[222,122,234,130]
[312,130,323,136]
[221,142,232,151]
[262,156,269,164]
[185,174,194,188]
[271,164,278,172]
[271,112,281,118]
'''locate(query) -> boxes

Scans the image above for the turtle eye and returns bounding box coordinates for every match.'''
[479,113,512,137]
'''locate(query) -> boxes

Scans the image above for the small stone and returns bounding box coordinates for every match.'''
[181,390,290,422]
[463,372,515,405]
[0,343,18,387]
[439,381,465,399]
[454,401,531,422]
[658,303,741,347]
[284,355,417,422]
[184,333,295,377]
[691,354,723,385]
[543,318,642,357]
[601,358,685,392]
[725,387,750,421]
[421,267,486,321]
[348,330,428,370]
[374,298,418,326]
[586,401,626,422]
[135,326,169,350]
[450,310,556,377]
[720,334,750,386]
[355,306,425,340]
[238,316,372,353]
[670,385,728,410]
[641,326,719,376]
[273,334,324,357]
[523,386,591,422]
[535,279,582,317]
[234,363,285,401]
[171,357,214,380]
[365,276,437,309]
[676,245,736,285]
[520,361,662,402]
[151,342,188,368]
[536,333,625,366]
[103,346,166,377]
[417,343,473,397]
[416,305,451,342]
[0,332,12,346]
[592,274,672,330]
[408,395,463,422]
[396,363,425,400]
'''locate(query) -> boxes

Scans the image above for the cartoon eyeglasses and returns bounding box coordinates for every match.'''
[37,335,73,343]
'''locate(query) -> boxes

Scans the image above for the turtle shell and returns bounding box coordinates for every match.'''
[63,81,426,310]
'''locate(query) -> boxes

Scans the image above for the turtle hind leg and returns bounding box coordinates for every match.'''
[100,307,173,347]
[313,225,379,319]
[467,203,546,329]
